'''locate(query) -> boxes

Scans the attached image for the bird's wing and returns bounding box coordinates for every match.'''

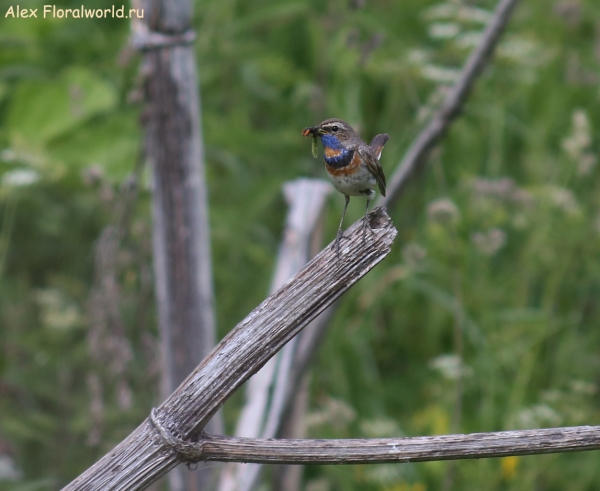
[369,133,389,160]
[358,145,387,197]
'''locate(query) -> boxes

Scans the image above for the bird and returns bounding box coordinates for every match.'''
[303,118,388,253]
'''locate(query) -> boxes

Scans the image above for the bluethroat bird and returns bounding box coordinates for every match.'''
[303,118,388,253]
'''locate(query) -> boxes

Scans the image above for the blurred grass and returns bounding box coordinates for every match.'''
[1,0,600,489]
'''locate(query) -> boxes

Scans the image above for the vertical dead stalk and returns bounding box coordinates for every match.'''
[136,0,221,488]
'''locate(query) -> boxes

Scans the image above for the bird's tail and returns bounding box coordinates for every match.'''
[370,134,390,160]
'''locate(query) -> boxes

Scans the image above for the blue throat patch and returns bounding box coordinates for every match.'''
[320,134,343,150]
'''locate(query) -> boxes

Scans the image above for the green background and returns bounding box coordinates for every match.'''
[1,0,600,489]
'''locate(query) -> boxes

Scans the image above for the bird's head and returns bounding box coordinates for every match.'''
[303,118,357,149]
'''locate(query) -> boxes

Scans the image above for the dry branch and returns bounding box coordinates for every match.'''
[189,426,600,464]
[63,208,397,491]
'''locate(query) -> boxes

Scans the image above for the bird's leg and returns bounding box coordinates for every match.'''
[335,195,350,255]
[362,196,372,244]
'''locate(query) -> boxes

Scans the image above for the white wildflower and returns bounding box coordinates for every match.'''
[2,168,40,187]
[427,198,460,224]
[429,354,473,381]
[561,109,596,176]
[471,229,507,256]
[428,22,461,40]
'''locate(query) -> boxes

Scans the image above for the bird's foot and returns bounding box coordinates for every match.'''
[361,215,375,244]
[334,230,350,256]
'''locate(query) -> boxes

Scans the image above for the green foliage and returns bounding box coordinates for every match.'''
[2,0,600,489]
[7,67,117,145]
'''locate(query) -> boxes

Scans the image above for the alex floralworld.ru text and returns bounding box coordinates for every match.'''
[5,5,144,18]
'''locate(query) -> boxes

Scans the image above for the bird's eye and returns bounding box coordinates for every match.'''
[332,125,339,132]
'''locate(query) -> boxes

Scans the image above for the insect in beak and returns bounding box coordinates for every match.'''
[302,127,319,158]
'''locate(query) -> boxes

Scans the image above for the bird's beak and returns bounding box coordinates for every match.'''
[302,127,316,137]
[316,127,326,135]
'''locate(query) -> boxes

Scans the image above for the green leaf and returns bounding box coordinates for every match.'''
[6,67,117,146]
[49,110,140,181]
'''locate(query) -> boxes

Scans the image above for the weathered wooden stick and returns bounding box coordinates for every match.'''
[63,208,396,491]
[194,426,600,464]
